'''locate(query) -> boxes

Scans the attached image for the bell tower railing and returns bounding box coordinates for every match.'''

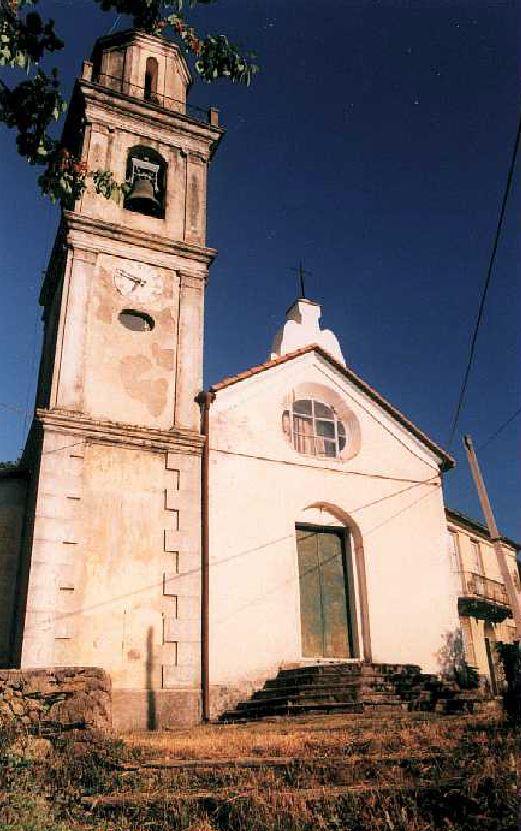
[91,71,218,126]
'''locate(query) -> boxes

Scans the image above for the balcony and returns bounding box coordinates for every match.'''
[458,571,513,623]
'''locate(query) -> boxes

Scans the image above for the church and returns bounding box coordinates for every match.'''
[0,29,518,730]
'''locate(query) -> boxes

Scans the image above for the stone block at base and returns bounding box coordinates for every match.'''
[111,688,201,730]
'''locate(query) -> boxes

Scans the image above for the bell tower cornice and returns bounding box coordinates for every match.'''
[74,80,223,159]
[39,212,216,308]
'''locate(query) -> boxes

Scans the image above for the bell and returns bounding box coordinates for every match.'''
[126,177,160,215]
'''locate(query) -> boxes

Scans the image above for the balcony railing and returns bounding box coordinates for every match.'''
[90,72,219,127]
[458,571,512,623]
[462,572,509,606]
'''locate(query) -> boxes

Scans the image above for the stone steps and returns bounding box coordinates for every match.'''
[118,749,452,792]
[91,748,499,800]
[261,678,398,693]
[138,749,446,770]
[220,662,485,723]
[248,687,402,704]
[81,716,515,829]
[228,701,410,721]
[81,778,468,812]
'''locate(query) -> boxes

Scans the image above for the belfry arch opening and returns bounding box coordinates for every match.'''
[144,57,159,102]
[124,144,166,218]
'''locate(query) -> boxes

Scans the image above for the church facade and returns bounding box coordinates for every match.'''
[0,30,518,729]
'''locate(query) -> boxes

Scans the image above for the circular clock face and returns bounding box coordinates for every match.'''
[113,262,163,303]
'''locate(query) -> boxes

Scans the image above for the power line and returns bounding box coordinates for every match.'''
[106,13,121,35]
[364,482,437,538]
[42,440,86,456]
[319,364,442,471]
[447,103,521,450]
[477,406,521,451]
[0,401,25,415]
[210,445,440,486]
[41,476,439,627]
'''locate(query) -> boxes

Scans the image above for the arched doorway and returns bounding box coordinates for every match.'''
[295,504,371,662]
[296,524,358,658]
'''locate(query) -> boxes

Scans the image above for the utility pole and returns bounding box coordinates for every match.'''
[463,435,521,639]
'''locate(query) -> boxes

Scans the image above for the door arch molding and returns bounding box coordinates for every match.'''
[304,502,372,662]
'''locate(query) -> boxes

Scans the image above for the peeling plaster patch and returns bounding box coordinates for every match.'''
[94,267,113,323]
[148,378,168,416]
[152,342,175,370]
[156,307,176,326]
[120,355,167,416]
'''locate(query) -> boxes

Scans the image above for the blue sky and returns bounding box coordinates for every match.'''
[0,0,519,538]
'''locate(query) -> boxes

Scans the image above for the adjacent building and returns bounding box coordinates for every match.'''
[446,508,519,693]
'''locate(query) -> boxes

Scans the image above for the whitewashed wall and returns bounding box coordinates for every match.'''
[208,351,458,686]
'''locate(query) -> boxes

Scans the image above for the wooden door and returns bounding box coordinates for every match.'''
[296,527,353,658]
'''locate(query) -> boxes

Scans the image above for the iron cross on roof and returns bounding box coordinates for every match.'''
[290,261,312,299]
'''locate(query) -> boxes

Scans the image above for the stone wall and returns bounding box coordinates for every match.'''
[0,667,111,734]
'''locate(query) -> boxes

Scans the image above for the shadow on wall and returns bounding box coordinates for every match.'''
[496,642,521,725]
[436,629,479,690]
[146,626,157,730]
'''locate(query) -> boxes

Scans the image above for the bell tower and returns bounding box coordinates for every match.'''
[16,30,223,728]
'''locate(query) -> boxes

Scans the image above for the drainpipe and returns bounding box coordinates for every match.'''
[197,390,215,721]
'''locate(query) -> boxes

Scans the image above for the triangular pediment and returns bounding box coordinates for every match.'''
[210,345,453,471]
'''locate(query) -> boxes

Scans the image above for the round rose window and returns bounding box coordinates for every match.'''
[282,399,348,458]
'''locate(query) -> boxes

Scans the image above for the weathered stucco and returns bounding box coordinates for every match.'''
[12,30,217,729]
[18,417,203,728]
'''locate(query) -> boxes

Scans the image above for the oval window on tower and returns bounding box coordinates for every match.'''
[118,309,155,332]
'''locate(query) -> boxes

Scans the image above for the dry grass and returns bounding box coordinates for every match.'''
[123,711,499,760]
[0,712,516,831]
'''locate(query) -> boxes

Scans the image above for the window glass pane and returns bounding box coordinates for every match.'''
[314,401,334,419]
[322,440,337,457]
[293,400,312,416]
[316,419,335,438]
[293,415,312,432]
[293,414,315,455]
[287,398,350,459]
